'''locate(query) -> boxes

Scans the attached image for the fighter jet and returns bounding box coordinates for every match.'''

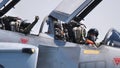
[0,0,120,68]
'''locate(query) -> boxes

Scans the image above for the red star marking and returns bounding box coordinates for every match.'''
[114,58,120,65]
[20,38,29,44]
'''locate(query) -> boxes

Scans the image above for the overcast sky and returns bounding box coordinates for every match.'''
[6,0,120,42]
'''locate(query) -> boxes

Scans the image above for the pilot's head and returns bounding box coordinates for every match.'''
[87,28,99,42]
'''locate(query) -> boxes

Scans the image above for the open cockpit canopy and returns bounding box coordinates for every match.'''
[50,0,102,23]
[0,0,20,17]
[0,0,9,9]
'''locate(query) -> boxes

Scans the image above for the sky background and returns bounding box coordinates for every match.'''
[6,0,120,42]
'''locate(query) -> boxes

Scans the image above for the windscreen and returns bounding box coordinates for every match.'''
[103,29,120,47]
[50,0,94,23]
[0,0,9,9]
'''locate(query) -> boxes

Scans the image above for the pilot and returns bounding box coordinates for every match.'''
[85,28,99,45]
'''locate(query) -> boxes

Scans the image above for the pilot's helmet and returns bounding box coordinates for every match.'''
[87,28,99,41]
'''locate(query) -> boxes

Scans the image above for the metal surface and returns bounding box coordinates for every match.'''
[0,30,120,68]
[0,43,39,68]
[0,0,120,68]
[0,0,20,17]
[0,0,9,9]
